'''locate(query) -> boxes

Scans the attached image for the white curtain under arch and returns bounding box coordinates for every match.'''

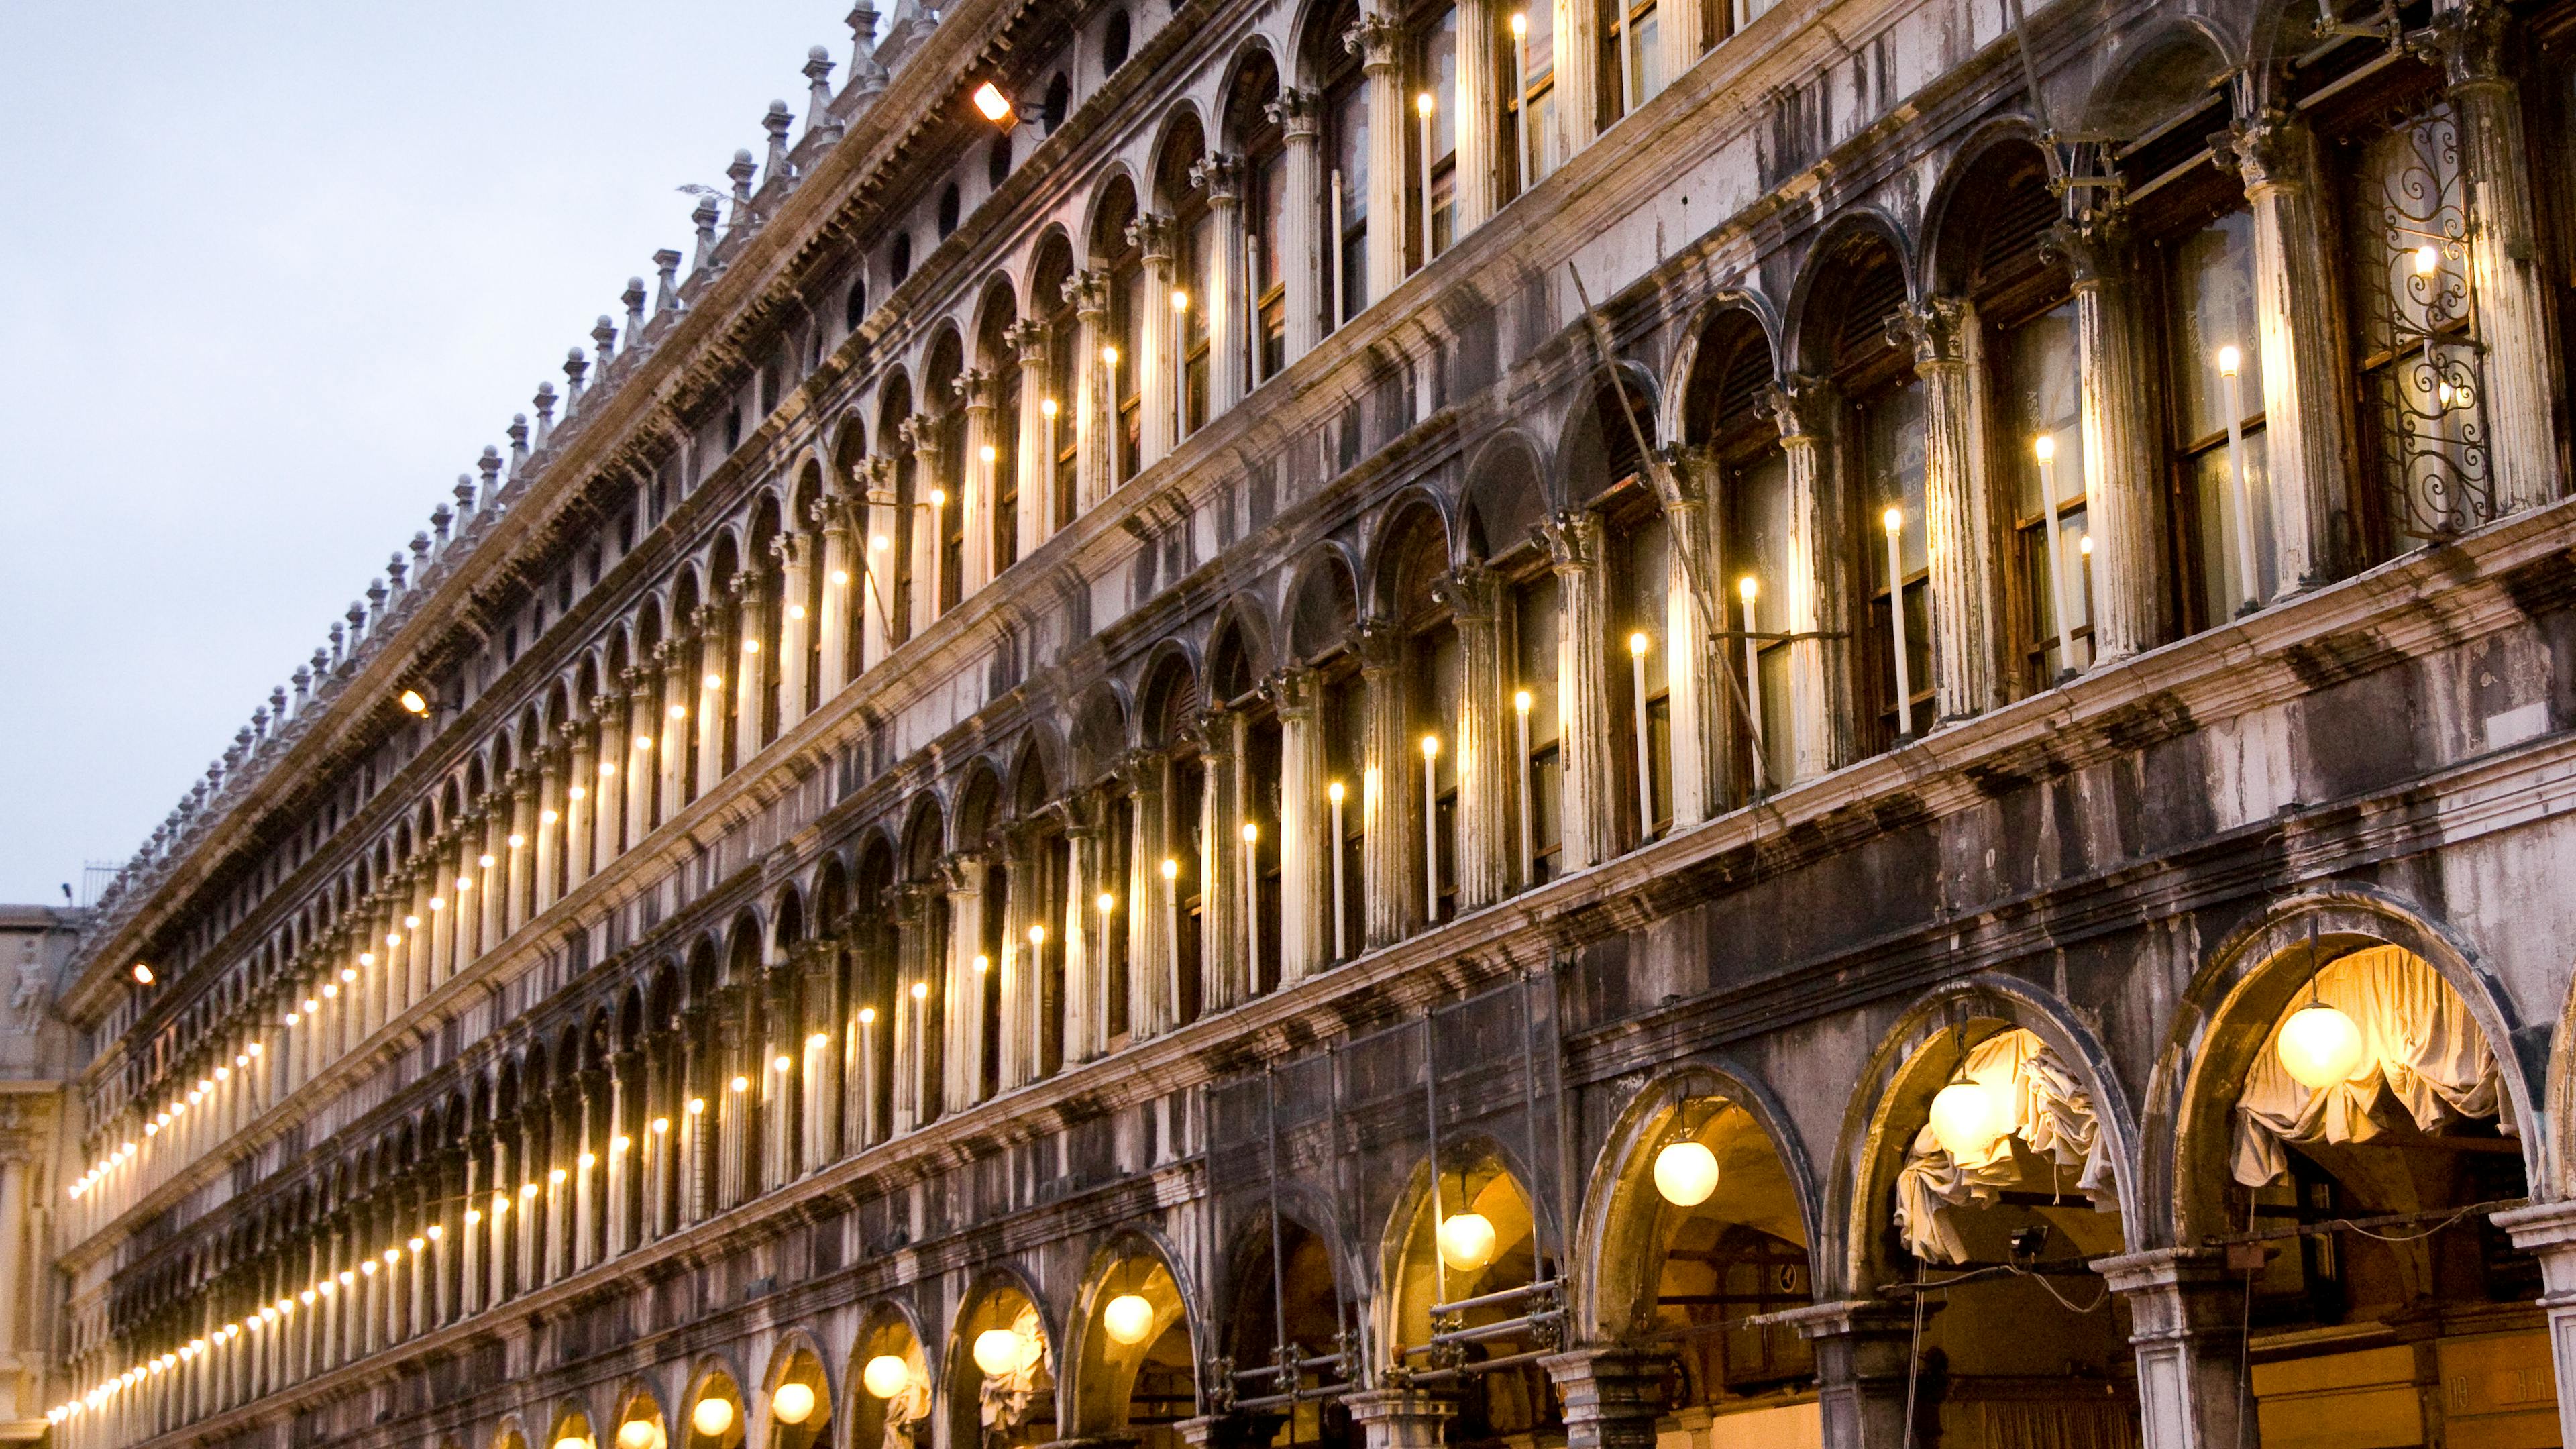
[1894,1027,2115,1264]
[2230,943,2510,1187]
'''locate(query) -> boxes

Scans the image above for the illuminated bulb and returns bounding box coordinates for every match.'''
[1040,397,1059,419]
[409,1236,425,1251]
[742,639,759,655]
[1514,688,1531,713]
[1883,506,1902,535]
[1416,91,1435,118]
[858,1008,877,1025]
[2080,534,2093,557]
[619,1422,661,1449]
[2278,1001,2366,1089]
[383,1246,400,1263]
[1098,891,1116,914]
[480,853,496,867]
[862,1354,912,1398]
[1437,1212,1497,1271]
[427,1224,442,1242]
[704,674,724,690]
[981,444,998,464]
[342,967,358,982]
[1627,631,1648,657]
[692,1397,735,1438]
[508,833,527,849]
[808,1032,830,1049]
[731,1075,750,1091]
[688,1097,706,1114]
[1161,857,1179,882]
[1421,734,1440,760]
[557,1435,594,1449]
[930,489,948,509]
[1029,924,1047,947]
[1103,1292,1156,1346]
[1102,345,1120,368]
[2414,244,2439,276]
[2217,344,2241,376]
[974,955,989,975]
[567,786,586,801]
[1328,780,1345,804]
[870,535,890,552]
[465,1210,482,1225]
[831,569,851,586]
[773,1054,791,1072]
[910,981,928,1001]
[2033,433,2055,464]
[550,1167,568,1183]
[1927,1079,2006,1159]
[599,760,616,776]
[1241,822,1258,843]
[399,688,429,715]
[578,1152,596,1169]
[358,951,374,966]
[653,1116,672,1133]
[973,1328,1026,1377]
[1738,576,1758,604]
[131,963,154,985]
[611,1135,631,1152]
[971,80,1012,123]
[523,1181,540,1197]
[786,604,806,620]
[213,1065,228,1081]
[1511,11,1527,36]
[1652,1140,1721,1206]
[1171,288,1189,313]
[670,705,688,720]
[772,1382,817,1425]
[541,810,559,824]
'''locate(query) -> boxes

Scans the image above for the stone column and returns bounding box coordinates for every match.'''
[2065,219,2165,657]
[902,414,945,634]
[775,532,812,731]
[1434,564,1511,906]
[997,839,1034,1089]
[730,574,767,761]
[2430,0,2561,516]
[1541,512,1615,868]
[1267,669,1325,983]
[622,668,655,848]
[509,769,541,927]
[1008,319,1054,551]
[425,842,457,994]
[2228,107,2351,594]
[1451,0,1499,235]
[2094,1248,2258,1449]
[1553,0,1599,156]
[1348,15,1407,301]
[656,640,690,821]
[961,368,999,594]
[1066,270,1113,511]
[692,604,727,799]
[814,494,855,698]
[1269,87,1324,360]
[590,692,625,867]
[561,718,594,891]
[1893,297,2007,716]
[1356,621,1411,945]
[941,852,987,1113]
[1132,213,1179,468]
[1766,380,1847,781]
[1118,751,1175,1034]
[1345,1387,1455,1449]
[1784,1299,1919,1449]
[1195,154,1247,413]
[1665,452,1724,820]
[861,458,899,669]
[1542,1348,1673,1449]
[892,887,935,1130]
[1197,708,1244,1010]
[478,796,507,955]
[1061,808,1099,1062]
[2492,1202,2576,1448]
[761,968,796,1189]
[800,951,839,1167]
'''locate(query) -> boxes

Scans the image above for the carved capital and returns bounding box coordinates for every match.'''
[898,412,940,461]
[938,850,986,893]
[1353,616,1401,672]
[2220,107,2306,195]
[1267,86,1320,138]
[1886,295,1970,368]
[1064,267,1111,317]
[1261,666,1320,718]
[1004,317,1049,365]
[1126,212,1176,262]
[1191,152,1244,204]
[1534,510,1600,572]
[1430,561,1500,622]
[2415,0,2512,89]
[1762,375,1830,443]
[958,366,997,413]
[1344,15,1403,70]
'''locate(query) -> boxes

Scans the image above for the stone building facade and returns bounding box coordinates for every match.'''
[44,0,2576,1447]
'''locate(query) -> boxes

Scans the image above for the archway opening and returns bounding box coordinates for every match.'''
[1596,1088,1817,1440]
[2197,936,2542,1447]
[949,1283,1057,1449]
[764,1344,831,1449]
[1229,1213,1355,1449]
[850,1313,932,1449]
[1074,1254,1198,1449]
[1389,1150,1557,1445]
[1868,1019,2133,1447]
[547,1405,600,1449]
[683,1369,747,1449]
[610,1389,669,1449]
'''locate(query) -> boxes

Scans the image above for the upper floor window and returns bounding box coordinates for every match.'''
[890,233,913,285]
[1102,9,1132,72]
[937,184,962,239]
[1507,0,1556,189]
[1226,52,1289,384]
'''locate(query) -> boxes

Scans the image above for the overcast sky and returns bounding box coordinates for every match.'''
[0,1,866,904]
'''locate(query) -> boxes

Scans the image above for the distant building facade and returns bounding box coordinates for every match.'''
[0,906,81,1446]
[42,1,2576,1448]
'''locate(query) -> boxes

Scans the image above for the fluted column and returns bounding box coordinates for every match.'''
[1766,380,1845,781]
[1267,669,1324,983]
[2228,107,2350,594]
[1662,460,1721,822]
[729,574,765,761]
[559,719,593,892]
[892,890,932,1132]
[998,838,1036,1089]
[961,368,999,593]
[1118,751,1175,1035]
[901,415,944,634]
[1893,297,2006,715]
[1553,0,1599,156]
[813,494,855,697]
[1067,270,1113,511]
[1453,0,1498,233]
[1060,809,1099,1062]
[692,604,727,798]
[1435,566,1511,906]
[1356,622,1410,945]
[1541,513,1614,868]
[1195,154,1248,413]
[941,852,987,1113]
[775,533,812,731]
[621,668,655,847]
[1132,213,1179,467]
[1008,320,1054,550]
[1197,709,1244,1010]
[2432,0,2560,516]
[1270,88,1324,360]
[800,951,839,1168]
[655,642,688,823]
[1348,15,1407,301]
[2043,207,2167,663]
[505,773,535,934]
[590,692,625,867]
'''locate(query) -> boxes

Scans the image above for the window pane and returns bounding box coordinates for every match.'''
[2170,210,2262,443]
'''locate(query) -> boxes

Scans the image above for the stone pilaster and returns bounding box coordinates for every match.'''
[1269,88,1324,359]
[1356,621,1411,945]
[1131,213,1179,466]
[1892,297,2005,717]
[1266,668,1326,983]
[1434,564,1511,906]
[1541,1348,1672,1449]
[1065,270,1114,510]
[2227,107,2351,593]
[2047,205,2167,663]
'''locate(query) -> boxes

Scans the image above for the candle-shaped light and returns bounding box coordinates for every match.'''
[1330,169,1347,322]
[1419,735,1442,920]
[1171,288,1189,438]
[858,1005,879,1144]
[1882,506,1912,735]
[1627,632,1655,837]
[1512,689,1534,883]
[1026,923,1046,1078]
[1162,856,1183,1027]
[1326,781,1348,959]
[1737,576,1769,793]
[1240,822,1261,989]
[2035,435,2078,678]
[2216,345,2259,614]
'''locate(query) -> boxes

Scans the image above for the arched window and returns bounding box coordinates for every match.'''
[1226,54,1289,384]
[1093,180,1145,484]
[1684,310,1790,798]
[979,292,1024,572]
[1103,9,1132,72]
[1157,117,1211,437]
[890,233,913,285]
[1042,72,1071,131]
[1310,0,1368,328]
[1030,235,1080,529]
[877,375,917,646]
[844,278,868,333]
[1414,5,1460,264]
[987,133,1012,191]
[924,334,968,614]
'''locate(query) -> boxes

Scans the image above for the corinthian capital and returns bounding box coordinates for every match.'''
[1762,375,1830,443]
[1126,212,1175,262]
[1063,268,1110,316]
[1886,295,1970,368]
[2040,201,2130,289]
[1004,317,1049,364]
[1344,15,1403,70]
[1191,152,1244,204]
[1266,86,1320,138]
